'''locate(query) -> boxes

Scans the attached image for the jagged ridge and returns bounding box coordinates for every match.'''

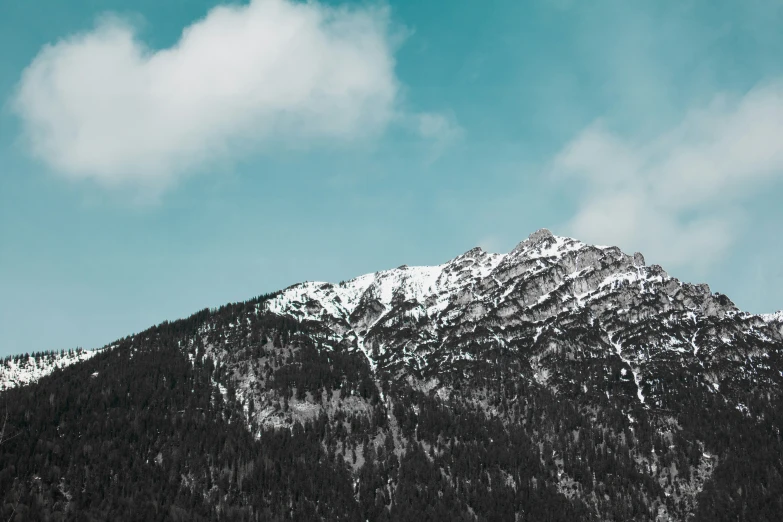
[262,229,780,407]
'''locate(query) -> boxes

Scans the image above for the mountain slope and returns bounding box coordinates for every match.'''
[2,229,782,521]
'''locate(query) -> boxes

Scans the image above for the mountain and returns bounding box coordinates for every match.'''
[2,229,782,521]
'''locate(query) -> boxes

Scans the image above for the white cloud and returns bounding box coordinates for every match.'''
[12,0,449,190]
[416,112,460,140]
[553,82,783,268]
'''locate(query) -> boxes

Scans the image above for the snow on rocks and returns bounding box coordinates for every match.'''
[263,229,751,374]
[1,348,101,391]
[761,311,783,323]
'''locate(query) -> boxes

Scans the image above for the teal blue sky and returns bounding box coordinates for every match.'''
[2,0,783,357]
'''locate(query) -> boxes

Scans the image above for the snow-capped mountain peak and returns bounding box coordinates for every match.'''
[509,228,584,258]
[260,230,780,407]
[4,229,780,404]
[265,229,739,333]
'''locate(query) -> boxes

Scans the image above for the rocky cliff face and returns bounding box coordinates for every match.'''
[260,229,780,411]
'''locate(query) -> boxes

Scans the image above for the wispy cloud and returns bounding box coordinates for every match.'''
[553,82,783,268]
[11,0,454,192]
[413,111,464,163]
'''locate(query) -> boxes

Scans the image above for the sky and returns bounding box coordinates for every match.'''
[2,0,783,357]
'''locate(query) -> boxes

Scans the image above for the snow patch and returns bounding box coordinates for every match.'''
[1,349,102,391]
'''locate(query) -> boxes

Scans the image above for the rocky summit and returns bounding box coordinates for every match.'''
[2,230,782,521]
